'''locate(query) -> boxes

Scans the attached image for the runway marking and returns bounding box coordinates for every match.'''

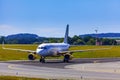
[7,64,53,77]
[8,64,22,70]
[93,60,99,63]
[8,64,64,73]
[82,66,117,73]
[65,63,120,74]
[4,61,120,80]
[8,63,120,74]
[7,64,85,79]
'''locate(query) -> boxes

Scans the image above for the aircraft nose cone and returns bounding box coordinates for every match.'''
[36,49,44,54]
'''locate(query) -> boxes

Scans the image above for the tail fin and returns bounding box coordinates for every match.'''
[63,24,69,43]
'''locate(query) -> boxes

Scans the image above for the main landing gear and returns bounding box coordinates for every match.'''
[63,54,70,63]
[39,56,45,63]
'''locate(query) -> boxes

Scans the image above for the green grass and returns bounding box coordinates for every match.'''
[0,76,46,80]
[0,44,38,61]
[0,76,47,80]
[0,44,120,61]
[71,45,120,58]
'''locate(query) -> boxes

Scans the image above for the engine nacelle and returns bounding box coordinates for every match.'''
[64,54,73,60]
[28,53,37,60]
[69,55,73,60]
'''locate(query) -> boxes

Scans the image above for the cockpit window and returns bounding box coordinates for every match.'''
[38,47,47,49]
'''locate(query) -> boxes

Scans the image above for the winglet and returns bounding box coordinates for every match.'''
[64,24,69,43]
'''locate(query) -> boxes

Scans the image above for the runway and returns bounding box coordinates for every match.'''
[1,58,120,80]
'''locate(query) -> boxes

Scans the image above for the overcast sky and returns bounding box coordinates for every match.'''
[0,0,120,37]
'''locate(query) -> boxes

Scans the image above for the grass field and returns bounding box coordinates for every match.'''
[0,44,120,61]
[71,45,120,58]
[0,76,46,80]
[0,44,37,61]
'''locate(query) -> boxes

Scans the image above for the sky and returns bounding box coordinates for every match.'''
[0,0,120,37]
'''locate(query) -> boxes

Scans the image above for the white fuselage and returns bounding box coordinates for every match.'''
[36,43,70,57]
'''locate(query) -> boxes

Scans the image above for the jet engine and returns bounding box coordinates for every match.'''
[69,54,73,60]
[63,53,73,62]
[28,53,37,60]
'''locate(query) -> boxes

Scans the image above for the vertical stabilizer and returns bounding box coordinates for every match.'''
[64,24,69,43]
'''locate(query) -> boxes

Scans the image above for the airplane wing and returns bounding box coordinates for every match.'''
[2,42,36,53]
[2,47,36,53]
[59,47,112,54]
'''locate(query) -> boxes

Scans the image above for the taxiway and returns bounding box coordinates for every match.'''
[0,58,120,80]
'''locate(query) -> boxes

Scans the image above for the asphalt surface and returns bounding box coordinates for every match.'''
[4,58,120,68]
[1,58,120,80]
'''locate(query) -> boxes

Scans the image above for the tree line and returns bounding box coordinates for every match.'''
[0,34,117,45]
[68,35,116,45]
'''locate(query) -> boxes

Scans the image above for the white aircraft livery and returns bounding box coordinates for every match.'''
[2,24,111,63]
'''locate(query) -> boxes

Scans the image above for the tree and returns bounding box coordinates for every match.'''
[73,39,85,45]
[0,36,5,44]
[101,38,117,45]
[83,36,93,43]
[86,38,95,45]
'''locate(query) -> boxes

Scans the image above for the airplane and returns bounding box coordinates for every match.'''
[2,24,112,63]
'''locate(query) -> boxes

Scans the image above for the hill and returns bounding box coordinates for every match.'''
[6,33,39,39]
[80,33,120,38]
[5,33,44,44]
[3,33,61,44]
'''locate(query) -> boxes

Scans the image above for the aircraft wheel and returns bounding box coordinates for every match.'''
[63,55,70,63]
[40,57,45,63]
[63,59,69,63]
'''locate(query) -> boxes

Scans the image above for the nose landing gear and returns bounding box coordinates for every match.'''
[39,56,45,63]
[63,54,70,63]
